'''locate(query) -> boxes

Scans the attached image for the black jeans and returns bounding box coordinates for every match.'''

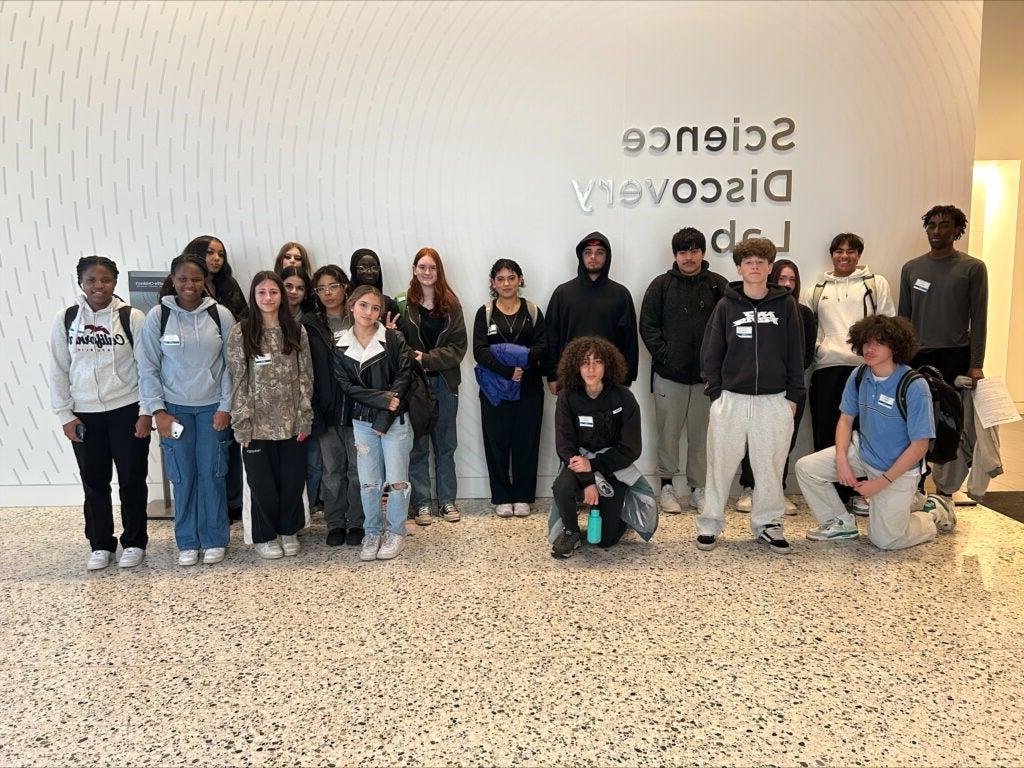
[480,393,544,504]
[552,466,627,548]
[739,395,805,490]
[242,438,307,543]
[71,402,151,552]
[911,346,971,386]
[808,366,857,503]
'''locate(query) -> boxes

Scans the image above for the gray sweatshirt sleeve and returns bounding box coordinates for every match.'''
[48,312,75,424]
[969,260,988,369]
[138,307,166,414]
[217,307,236,412]
[130,308,151,416]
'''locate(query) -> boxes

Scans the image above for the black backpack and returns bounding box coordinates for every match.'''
[64,304,135,346]
[855,364,964,464]
[405,355,439,440]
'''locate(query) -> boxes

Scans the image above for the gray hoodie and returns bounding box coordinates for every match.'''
[139,296,235,413]
[49,294,148,424]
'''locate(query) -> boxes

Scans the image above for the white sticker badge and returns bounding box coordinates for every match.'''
[487,324,498,335]
[578,415,594,428]
[254,354,273,367]
[913,278,931,293]
[736,326,753,338]
[878,394,895,408]
[160,334,181,347]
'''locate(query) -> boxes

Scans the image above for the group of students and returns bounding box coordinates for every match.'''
[50,202,986,569]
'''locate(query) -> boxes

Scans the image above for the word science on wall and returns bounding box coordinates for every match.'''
[571,117,796,253]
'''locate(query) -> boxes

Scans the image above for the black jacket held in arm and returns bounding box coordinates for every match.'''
[544,231,639,385]
[332,325,413,434]
[700,281,806,403]
[554,383,642,488]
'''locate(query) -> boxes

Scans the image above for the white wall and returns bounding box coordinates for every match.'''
[0,0,982,505]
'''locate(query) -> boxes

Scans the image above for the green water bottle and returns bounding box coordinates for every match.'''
[586,507,602,544]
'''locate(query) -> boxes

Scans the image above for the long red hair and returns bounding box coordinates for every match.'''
[407,247,459,317]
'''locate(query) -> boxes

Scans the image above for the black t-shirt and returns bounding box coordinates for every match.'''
[419,311,446,352]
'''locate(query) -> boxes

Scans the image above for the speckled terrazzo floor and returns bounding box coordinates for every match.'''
[2,499,1023,767]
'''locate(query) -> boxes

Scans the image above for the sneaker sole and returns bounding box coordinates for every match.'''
[661,507,683,515]
[118,559,144,568]
[203,554,226,564]
[415,517,434,526]
[696,539,717,551]
[760,541,792,554]
[87,562,111,571]
[282,549,300,557]
[443,516,461,523]
[806,531,859,542]
[551,541,581,559]
[256,551,283,560]
[376,546,405,560]
[359,551,379,562]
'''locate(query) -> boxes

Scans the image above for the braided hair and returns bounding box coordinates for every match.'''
[76,255,119,282]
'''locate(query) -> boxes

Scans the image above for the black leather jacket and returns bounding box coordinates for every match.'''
[332,325,413,434]
[301,311,348,434]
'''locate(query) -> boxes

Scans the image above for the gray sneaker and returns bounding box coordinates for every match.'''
[360,534,382,561]
[806,517,859,541]
[924,494,957,533]
[376,532,406,560]
[551,529,582,559]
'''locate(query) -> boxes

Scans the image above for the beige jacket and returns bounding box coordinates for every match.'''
[227,324,313,446]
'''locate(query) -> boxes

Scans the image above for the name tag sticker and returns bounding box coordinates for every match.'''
[878,394,895,408]
[254,354,272,366]
[578,415,594,428]
[487,324,498,335]
[913,278,931,293]
[160,334,181,347]
[736,326,753,338]
[612,407,623,414]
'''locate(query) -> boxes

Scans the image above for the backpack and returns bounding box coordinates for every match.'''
[811,274,877,318]
[64,304,135,347]
[854,364,964,465]
[404,354,438,440]
[160,303,223,338]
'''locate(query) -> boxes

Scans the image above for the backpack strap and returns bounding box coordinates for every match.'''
[485,299,538,328]
[118,305,134,347]
[161,303,222,337]
[862,274,878,316]
[895,369,922,423]
[64,305,78,335]
[810,281,826,316]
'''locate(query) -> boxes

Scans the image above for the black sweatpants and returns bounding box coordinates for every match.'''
[480,393,544,504]
[242,438,307,544]
[71,402,151,552]
[808,365,857,503]
[739,395,805,490]
[552,466,628,548]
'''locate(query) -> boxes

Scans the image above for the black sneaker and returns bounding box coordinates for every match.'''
[551,530,582,559]
[696,534,717,551]
[758,524,792,554]
[326,528,346,547]
[345,527,364,546]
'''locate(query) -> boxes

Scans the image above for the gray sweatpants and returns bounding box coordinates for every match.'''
[653,374,710,488]
[319,425,364,531]
[796,436,936,550]
[697,391,793,537]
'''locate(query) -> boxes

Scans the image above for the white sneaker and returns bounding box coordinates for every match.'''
[849,495,870,517]
[735,488,753,513]
[202,547,226,564]
[495,503,514,518]
[118,547,145,568]
[688,487,705,512]
[911,491,927,511]
[806,517,859,541]
[513,502,532,517]
[659,485,682,514]
[255,541,283,560]
[360,534,382,561]
[178,549,200,567]
[87,550,113,571]
[924,494,957,533]
[281,535,300,557]
[376,531,406,560]
[783,497,798,516]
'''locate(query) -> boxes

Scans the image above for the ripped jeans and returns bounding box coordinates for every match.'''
[351,417,414,536]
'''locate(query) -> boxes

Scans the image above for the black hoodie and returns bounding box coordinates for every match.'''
[349,248,401,322]
[544,231,639,384]
[700,281,805,403]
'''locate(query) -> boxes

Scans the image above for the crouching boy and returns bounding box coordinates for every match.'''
[796,315,956,550]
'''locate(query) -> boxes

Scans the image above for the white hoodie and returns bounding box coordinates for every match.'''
[800,264,895,369]
[49,295,148,424]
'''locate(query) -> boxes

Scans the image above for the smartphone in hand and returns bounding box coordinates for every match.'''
[75,423,86,442]
[170,422,185,439]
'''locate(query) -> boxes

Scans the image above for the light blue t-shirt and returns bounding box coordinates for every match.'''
[840,364,935,472]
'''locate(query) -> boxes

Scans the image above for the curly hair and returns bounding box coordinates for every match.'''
[732,237,777,266]
[847,315,919,364]
[556,336,628,391]
[921,205,968,240]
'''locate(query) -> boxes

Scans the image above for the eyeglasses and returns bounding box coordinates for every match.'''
[314,283,343,295]
[493,275,519,284]
[416,264,438,273]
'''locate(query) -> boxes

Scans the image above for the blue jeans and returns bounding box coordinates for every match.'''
[161,403,230,550]
[409,376,459,508]
[352,417,414,536]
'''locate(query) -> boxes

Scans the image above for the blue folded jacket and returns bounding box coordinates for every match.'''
[474,343,530,406]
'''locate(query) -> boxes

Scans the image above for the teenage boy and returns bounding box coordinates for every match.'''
[639,227,727,513]
[696,237,805,554]
[796,315,956,549]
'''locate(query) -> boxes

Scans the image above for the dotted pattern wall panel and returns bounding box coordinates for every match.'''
[0,1,982,504]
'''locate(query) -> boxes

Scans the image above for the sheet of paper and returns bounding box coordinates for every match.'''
[973,376,1022,429]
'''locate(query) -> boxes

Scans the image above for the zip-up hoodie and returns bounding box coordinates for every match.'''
[139,296,235,413]
[545,232,639,384]
[49,295,149,424]
[701,282,805,403]
[800,264,894,369]
[639,261,728,385]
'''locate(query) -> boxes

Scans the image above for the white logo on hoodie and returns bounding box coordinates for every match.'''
[733,310,779,327]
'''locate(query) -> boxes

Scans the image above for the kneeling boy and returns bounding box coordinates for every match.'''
[796,315,956,549]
